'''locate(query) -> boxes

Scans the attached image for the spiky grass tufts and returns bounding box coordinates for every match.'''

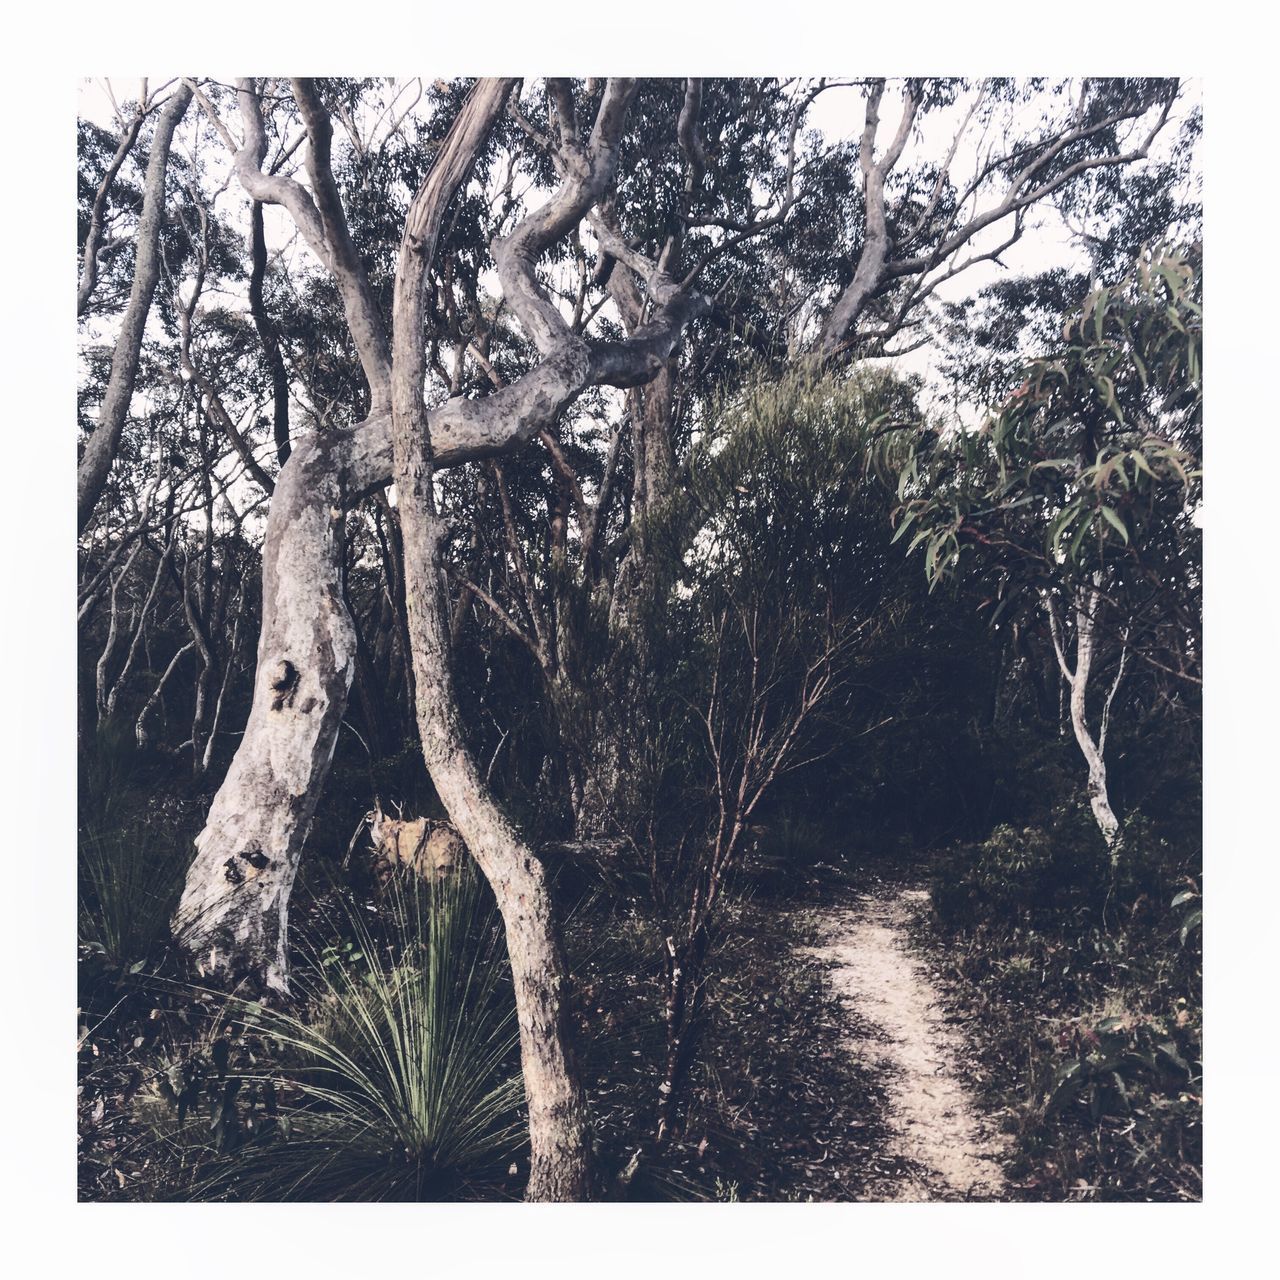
[188,867,526,1201]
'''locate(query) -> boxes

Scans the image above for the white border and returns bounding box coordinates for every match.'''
[3,3,1274,1274]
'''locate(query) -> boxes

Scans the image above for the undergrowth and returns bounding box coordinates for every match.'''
[81,868,526,1202]
[921,807,1201,1201]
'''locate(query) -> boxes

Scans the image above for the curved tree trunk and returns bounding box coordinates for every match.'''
[1046,579,1125,852]
[389,77,593,1201]
[79,108,144,317]
[1083,747,1121,848]
[394,497,594,1199]
[170,406,557,987]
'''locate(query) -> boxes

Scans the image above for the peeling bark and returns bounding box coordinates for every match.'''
[173,431,361,988]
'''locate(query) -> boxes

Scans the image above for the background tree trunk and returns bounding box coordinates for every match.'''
[77,84,192,533]
[1047,582,1123,850]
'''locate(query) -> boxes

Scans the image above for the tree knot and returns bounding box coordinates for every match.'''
[269,659,300,710]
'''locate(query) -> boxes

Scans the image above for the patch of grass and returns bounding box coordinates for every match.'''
[79,825,188,974]
[79,716,141,830]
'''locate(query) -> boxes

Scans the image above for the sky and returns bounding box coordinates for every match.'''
[77,75,1202,458]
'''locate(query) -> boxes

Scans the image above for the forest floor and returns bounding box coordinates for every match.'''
[798,882,1009,1201]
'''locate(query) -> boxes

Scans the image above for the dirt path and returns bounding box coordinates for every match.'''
[804,885,1008,1201]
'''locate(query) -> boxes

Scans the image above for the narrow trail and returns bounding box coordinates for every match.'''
[803,884,1008,1201]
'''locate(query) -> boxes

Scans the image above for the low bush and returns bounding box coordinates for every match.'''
[930,808,1106,928]
[743,815,832,892]
[929,801,1192,931]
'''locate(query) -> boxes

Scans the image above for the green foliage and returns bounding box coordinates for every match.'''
[894,245,1201,596]
[926,804,1201,1201]
[930,801,1195,932]
[930,910,1202,1201]
[930,808,1109,928]
[680,363,919,593]
[1044,1009,1199,1128]
[79,715,141,831]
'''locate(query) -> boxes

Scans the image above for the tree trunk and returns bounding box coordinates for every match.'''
[1068,591,1121,850]
[1047,581,1123,852]
[1082,745,1121,848]
[172,428,376,989]
[388,77,593,1201]
[396,490,594,1198]
[77,84,192,533]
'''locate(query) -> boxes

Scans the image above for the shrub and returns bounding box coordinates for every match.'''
[79,715,141,830]
[931,816,1096,927]
[923,810,1202,1201]
[745,815,831,891]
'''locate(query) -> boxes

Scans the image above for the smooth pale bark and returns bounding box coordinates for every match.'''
[1047,581,1124,850]
[389,77,593,1203]
[78,109,144,316]
[77,84,193,533]
[172,415,493,982]
[817,80,916,356]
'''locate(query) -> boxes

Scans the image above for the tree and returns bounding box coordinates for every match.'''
[635,366,919,1148]
[78,83,193,532]
[387,78,592,1202]
[169,76,724,1200]
[893,246,1202,848]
